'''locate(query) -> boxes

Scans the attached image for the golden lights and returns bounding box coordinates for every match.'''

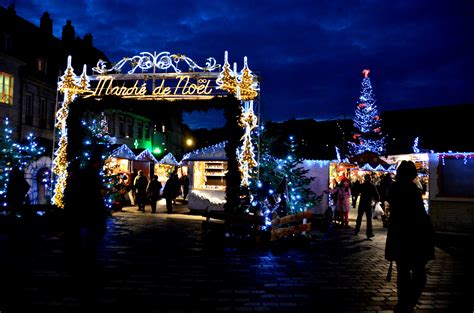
[52,56,90,208]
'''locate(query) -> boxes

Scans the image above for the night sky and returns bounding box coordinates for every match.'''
[3,0,473,129]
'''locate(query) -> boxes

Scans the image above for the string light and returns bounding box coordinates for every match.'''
[181,141,227,162]
[438,152,473,166]
[158,152,179,166]
[413,137,420,153]
[135,149,159,162]
[0,117,45,206]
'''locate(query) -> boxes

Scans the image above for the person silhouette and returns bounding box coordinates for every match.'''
[134,170,148,212]
[354,174,379,238]
[385,160,435,312]
[6,166,30,217]
[147,175,162,213]
[180,174,190,202]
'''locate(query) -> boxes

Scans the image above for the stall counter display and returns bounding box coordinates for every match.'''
[106,157,130,175]
[193,161,227,190]
[154,163,175,183]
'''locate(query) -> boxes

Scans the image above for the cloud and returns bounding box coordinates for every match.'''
[4,0,473,128]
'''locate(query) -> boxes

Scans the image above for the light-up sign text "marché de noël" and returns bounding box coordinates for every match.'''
[84,75,215,99]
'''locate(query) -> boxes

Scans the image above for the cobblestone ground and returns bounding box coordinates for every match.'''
[0,203,472,313]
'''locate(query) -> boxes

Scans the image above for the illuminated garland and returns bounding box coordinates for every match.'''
[52,56,90,208]
[92,51,220,75]
[439,152,473,165]
[158,152,179,166]
[110,144,136,160]
[238,101,258,186]
[413,137,420,153]
[216,52,259,186]
[181,141,227,161]
[53,51,260,209]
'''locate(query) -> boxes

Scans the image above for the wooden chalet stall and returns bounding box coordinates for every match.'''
[133,148,159,178]
[181,142,228,212]
[106,144,136,175]
[155,152,180,185]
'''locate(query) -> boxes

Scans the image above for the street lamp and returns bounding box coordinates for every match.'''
[186,138,193,147]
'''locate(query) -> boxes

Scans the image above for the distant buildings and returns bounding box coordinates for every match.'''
[0,4,108,146]
[0,4,186,204]
[0,4,186,160]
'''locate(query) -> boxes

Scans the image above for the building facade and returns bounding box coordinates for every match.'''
[0,4,108,204]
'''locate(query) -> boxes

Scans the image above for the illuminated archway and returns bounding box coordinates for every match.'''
[52,51,260,213]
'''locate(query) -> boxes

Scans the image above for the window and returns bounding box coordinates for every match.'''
[37,58,47,74]
[0,72,14,104]
[25,93,33,125]
[126,117,133,137]
[144,123,150,139]
[119,115,125,136]
[49,101,55,129]
[1,34,13,52]
[39,98,47,128]
[137,120,143,139]
[107,113,115,136]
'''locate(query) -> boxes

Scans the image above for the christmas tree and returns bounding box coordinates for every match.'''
[348,69,385,155]
[276,136,319,215]
[249,130,319,226]
[79,113,117,210]
[0,117,45,206]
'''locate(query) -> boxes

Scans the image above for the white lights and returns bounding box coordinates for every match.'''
[348,69,385,156]
[413,137,420,153]
[92,51,220,75]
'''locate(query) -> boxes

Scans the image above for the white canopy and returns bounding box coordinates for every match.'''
[158,152,180,166]
[181,141,228,162]
[110,144,136,160]
[135,148,159,163]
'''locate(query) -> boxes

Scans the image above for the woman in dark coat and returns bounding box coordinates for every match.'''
[385,160,435,312]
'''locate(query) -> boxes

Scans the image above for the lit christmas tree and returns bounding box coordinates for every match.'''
[79,113,117,210]
[348,69,385,155]
[0,117,45,206]
[216,51,237,95]
[237,57,258,101]
[249,130,319,226]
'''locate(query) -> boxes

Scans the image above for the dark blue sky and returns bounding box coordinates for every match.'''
[3,0,473,128]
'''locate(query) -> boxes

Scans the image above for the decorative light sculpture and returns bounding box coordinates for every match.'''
[52,56,90,208]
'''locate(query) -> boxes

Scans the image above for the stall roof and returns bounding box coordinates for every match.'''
[159,152,180,166]
[110,144,136,160]
[349,151,388,167]
[135,148,159,163]
[181,141,228,162]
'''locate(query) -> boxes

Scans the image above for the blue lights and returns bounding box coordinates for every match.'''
[348,69,385,156]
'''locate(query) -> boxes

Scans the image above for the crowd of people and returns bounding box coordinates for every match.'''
[125,168,190,214]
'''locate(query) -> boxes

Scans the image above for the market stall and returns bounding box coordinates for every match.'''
[181,142,228,211]
[106,144,136,174]
[134,148,159,178]
[155,152,180,184]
